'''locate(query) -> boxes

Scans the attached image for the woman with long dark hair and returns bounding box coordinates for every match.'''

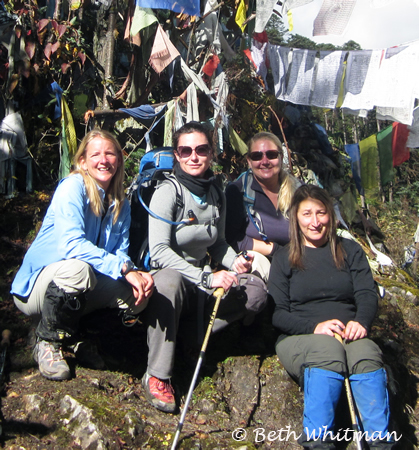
[268,185,395,449]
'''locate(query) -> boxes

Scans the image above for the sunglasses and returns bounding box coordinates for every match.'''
[176,144,211,159]
[248,150,281,161]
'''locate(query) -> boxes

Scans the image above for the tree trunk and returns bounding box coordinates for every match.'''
[102,1,116,109]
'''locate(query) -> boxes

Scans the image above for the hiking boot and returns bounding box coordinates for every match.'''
[120,310,140,327]
[33,340,71,381]
[142,373,176,413]
[69,340,105,370]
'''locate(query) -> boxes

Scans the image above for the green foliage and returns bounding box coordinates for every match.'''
[285,33,318,50]
[392,152,419,210]
[266,15,287,46]
[340,40,362,51]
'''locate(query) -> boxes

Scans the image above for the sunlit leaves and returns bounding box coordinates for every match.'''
[25,40,36,59]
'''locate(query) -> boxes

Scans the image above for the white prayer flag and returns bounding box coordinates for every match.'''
[341,49,381,111]
[313,0,357,36]
[284,48,316,105]
[310,50,346,109]
[268,44,291,100]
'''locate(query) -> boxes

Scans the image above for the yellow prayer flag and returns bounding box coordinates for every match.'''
[235,0,247,32]
[61,97,77,157]
[287,9,293,32]
[336,61,347,108]
[359,134,379,192]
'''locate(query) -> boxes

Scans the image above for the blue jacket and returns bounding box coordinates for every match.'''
[11,174,131,297]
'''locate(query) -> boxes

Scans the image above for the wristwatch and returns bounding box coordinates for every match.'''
[201,272,212,289]
[121,260,136,276]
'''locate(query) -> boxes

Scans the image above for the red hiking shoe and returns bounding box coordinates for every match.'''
[142,373,176,413]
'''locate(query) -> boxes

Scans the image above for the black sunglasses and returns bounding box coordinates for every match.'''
[176,144,211,159]
[248,150,281,161]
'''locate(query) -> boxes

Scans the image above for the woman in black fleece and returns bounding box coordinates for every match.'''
[268,185,395,450]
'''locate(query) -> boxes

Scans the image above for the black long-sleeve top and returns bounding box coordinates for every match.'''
[268,238,377,342]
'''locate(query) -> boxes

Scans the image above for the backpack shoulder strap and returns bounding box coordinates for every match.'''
[237,169,268,242]
[165,175,185,222]
[211,182,224,214]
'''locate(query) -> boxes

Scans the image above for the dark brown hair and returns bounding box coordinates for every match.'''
[288,184,345,270]
[173,121,214,151]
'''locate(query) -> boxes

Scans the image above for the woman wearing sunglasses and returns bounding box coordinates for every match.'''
[145,121,267,413]
[225,131,300,281]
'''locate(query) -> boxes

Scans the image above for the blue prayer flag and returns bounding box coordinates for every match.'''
[344,143,364,195]
[136,0,200,17]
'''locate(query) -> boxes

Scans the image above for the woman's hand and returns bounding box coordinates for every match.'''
[211,270,238,291]
[231,253,253,274]
[343,321,367,341]
[314,319,346,337]
[124,270,154,306]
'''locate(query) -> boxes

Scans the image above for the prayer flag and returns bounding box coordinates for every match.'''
[376,125,393,186]
[407,107,419,149]
[148,24,180,74]
[344,143,363,195]
[359,135,379,191]
[313,0,357,36]
[392,122,410,167]
[136,0,200,17]
[235,0,247,32]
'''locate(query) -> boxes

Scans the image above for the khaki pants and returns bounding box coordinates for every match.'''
[276,334,384,384]
[14,259,148,318]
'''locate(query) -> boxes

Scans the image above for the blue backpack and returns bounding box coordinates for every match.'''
[127,147,190,270]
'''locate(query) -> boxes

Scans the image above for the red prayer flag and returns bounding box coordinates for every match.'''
[392,122,410,167]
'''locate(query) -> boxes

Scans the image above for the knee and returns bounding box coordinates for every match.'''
[152,269,185,302]
[346,339,384,375]
[239,273,268,314]
[309,336,347,375]
[54,260,96,293]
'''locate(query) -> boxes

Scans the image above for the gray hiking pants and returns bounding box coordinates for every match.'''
[14,259,187,380]
[275,334,384,384]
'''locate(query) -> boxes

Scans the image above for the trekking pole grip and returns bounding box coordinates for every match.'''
[1,330,11,347]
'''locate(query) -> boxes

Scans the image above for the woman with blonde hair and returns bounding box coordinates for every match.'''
[11,129,184,385]
[225,131,300,280]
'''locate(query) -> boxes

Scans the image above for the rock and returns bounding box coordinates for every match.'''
[60,395,108,449]
[23,393,44,415]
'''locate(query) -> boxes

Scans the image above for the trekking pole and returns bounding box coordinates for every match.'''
[334,333,363,450]
[0,329,11,438]
[171,287,225,450]
[0,330,11,382]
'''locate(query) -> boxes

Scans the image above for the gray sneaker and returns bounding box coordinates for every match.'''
[33,340,71,381]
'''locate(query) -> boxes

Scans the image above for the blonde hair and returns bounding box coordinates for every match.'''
[248,132,298,218]
[72,129,125,224]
